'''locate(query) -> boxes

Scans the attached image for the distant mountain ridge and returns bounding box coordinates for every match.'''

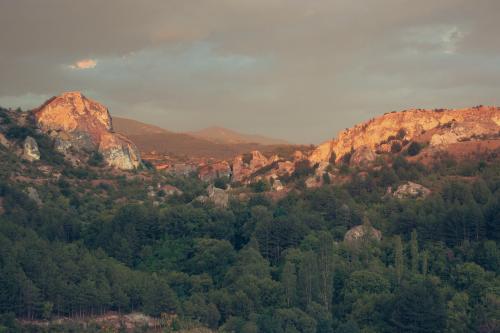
[112,117,297,159]
[189,126,290,145]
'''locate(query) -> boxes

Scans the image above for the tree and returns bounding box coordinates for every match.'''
[394,236,404,284]
[316,232,334,310]
[298,251,318,307]
[421,250,429,276]
[142,276,177,317]
[391,279,446,333]
[282,261,297,307]
[410,229,419,275]
[446,292,471,333]
[407,142,422,156]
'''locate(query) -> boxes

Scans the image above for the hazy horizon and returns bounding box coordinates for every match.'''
[1,0,500,143]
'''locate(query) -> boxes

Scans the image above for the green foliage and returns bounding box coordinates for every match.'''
[87,151,104,167]
[390,279,446,333]
[5,126,35,140]
[249,179,270,193]
[0,139,499,332]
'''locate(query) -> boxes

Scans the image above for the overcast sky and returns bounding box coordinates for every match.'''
[1,0,499,143]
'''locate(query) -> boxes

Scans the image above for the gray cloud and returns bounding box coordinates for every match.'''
[1,0,500,143]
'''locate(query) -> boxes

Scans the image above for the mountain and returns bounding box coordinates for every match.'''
[112,117,170,135]
[113,117,301,160]
[34,92,141,170]
[309,106,500,165]
[189,126,290,145]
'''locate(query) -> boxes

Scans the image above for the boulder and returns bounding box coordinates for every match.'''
[26,187,42,206]
[344,223,382,243]
[272,179,284,192]
[392,181,431,199]
[22,136,40,161]
[197,185,229,208]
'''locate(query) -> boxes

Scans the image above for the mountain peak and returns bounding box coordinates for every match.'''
[33,92,141,170]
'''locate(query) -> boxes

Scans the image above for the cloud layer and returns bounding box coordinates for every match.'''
[1,0,500,143]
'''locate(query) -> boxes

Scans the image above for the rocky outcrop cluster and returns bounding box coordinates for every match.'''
[310,106,500,165]
[33,92,141,170]
[198,161,232,182]
[232,151,272,182]
[390,182,431,199]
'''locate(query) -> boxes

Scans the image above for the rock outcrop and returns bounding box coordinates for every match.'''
[390,182,431,199]
[33,92,141,170]
[310,106,500,165]
[196,185,229,208]
[232,151,271,182]
[22,136,40,161]
[26,187,42,206]
[0,133,10,148]
[344,223,382,243]
[198,161,232,182]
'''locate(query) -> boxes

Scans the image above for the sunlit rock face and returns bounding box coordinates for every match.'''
[232,150,271,182]
[34,92,141,170]
[309,106,500,165]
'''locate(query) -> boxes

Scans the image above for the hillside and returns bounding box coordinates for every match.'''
[113,117,300,159]
[310,106,500,165]
[189,126,290,145]
[0,98,499,332]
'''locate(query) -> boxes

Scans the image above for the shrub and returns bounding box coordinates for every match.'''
[6,126,35,140]
[406,142,422,156]
[391,142,402,153]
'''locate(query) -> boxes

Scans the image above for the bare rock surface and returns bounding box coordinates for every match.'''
[34,92,141,170]
[344,223,382,243]
[22,136,40,161]
[392,181,431,199]
[310,106,500,165]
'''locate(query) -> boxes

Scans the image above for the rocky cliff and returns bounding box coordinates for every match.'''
[34,92,141,170]
[309,106,500,164]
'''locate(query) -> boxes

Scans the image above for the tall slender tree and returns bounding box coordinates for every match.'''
[394,236,404,284]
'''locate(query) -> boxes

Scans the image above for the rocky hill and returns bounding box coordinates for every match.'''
[34,92,141,170]
[309,106,500,165]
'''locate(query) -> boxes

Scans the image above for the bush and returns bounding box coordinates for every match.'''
[406,142,422,156]
[5,126,35,140]
[391,142,402,153]
[88,151,104,167]
[250,179,270,193]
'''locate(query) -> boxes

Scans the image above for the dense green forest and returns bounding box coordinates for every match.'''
[0,111,499,332]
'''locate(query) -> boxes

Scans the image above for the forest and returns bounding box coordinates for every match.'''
[0,127,499,332]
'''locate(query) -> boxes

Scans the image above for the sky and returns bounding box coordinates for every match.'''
[1,0,500,144]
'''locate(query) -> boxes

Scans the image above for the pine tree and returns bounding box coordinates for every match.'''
[282,261,297,307]
[410,229,419,274]
[394,236,404,284]
[298,251,318,307]
[421,250,429,276]
[316,232,334,310]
